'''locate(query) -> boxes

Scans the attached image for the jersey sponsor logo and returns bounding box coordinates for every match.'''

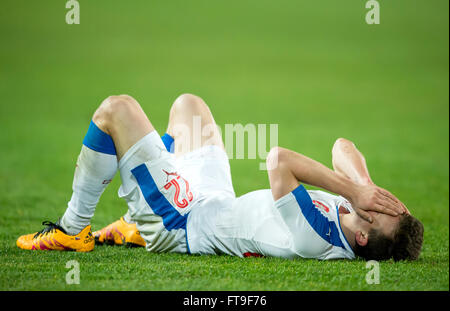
[293,185,346,250]
[313,200,330,213]
[162,170,193,209]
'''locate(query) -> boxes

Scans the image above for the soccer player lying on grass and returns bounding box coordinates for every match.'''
[17,94,424,261]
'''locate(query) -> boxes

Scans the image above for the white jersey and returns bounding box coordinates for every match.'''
[187,186,355,260]
[119,133,354,260]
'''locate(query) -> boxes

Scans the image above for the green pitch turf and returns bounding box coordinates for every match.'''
[0,0,448,291]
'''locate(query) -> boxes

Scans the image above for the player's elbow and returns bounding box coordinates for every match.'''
[266,146,287,171]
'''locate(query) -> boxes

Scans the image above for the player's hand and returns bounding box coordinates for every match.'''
[398,200,411,215]
[363,180,411,215]
[350,184,405,223]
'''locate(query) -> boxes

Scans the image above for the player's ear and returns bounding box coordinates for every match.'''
[355,231,368,247]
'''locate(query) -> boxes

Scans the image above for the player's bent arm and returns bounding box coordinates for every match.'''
[331,138,373,186]
[331,138,409,214]
[266,147,404,222]
[268,146,359,202]
[266,147,299,201]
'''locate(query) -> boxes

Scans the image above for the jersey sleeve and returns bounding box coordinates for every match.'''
[275,184,348,258]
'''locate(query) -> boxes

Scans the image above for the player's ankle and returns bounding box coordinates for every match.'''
[59,216,86,236]
[122,212,136,224]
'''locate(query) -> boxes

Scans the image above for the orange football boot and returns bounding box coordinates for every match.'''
[17,221,94,252]
[93,217,146,247]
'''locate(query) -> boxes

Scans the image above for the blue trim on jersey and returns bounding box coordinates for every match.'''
[161,133,174,153]
[82,120,117,155]
[131,164,189,231]
[336,206,352,251]
[292,185,346,249]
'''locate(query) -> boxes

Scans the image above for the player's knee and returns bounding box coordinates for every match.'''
[94,94,139,123]
[175,93,204,106]
[170,93,208,115]
[334,137,350,145]
[332,138,353,152]
[107,94,139,113]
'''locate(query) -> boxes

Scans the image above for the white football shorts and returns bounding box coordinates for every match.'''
[117,130,235,253]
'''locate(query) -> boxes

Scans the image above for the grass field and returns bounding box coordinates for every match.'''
[0,0,448,291]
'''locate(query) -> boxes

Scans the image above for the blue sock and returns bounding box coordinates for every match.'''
[161,133,174,153]
[82,120,117,155]
[61,120,118,235]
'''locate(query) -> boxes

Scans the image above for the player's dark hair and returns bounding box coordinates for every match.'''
[353,214,424,261]
[392,214,424,261]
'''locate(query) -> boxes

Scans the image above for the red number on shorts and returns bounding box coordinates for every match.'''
[184,177,193,202]
[164,176,193,208]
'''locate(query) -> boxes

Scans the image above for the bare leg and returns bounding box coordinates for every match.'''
[166,93,224,156]
[62,94,156,234]
[93,94,155,160]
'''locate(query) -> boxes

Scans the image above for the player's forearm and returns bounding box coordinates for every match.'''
[269,147,404,224]
[331,138,373,186]
[280,148,359,201]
